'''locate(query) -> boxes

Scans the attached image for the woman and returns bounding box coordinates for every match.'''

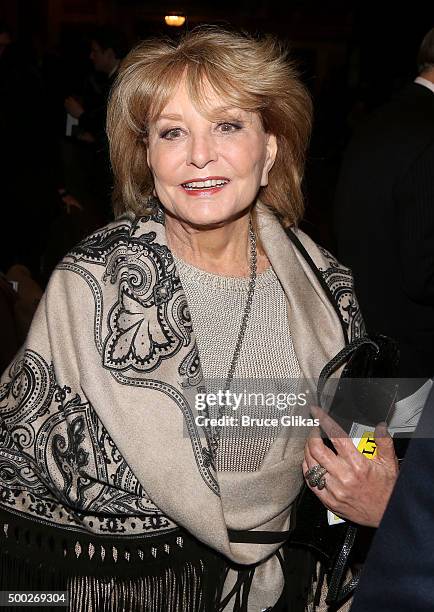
[0,27,398,611]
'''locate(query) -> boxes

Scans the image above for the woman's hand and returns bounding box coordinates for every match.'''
[303,406,399,527]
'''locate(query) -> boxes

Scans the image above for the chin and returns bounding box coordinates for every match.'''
[165,201,251,230]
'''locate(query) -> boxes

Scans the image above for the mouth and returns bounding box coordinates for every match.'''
[180,177,230,195]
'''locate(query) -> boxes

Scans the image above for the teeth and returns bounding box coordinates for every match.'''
[183,179,228,189]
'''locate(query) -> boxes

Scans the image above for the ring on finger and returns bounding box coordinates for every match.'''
[305,464,327,488]
[316,475,326,490]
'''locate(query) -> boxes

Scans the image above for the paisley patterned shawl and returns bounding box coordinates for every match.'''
[0,203,364,608]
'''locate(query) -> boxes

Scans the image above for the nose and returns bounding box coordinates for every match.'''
[186,133,217,168]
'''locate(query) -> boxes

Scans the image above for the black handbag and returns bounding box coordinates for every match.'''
[288,334,399,610]
[284,229,400,609]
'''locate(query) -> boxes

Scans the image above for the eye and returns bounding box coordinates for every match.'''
[216,122,243,133]
[160,127,184,140]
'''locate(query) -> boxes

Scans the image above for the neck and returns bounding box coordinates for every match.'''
[166,213,254,277]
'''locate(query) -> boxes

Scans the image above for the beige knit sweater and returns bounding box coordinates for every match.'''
[173,255,302,472]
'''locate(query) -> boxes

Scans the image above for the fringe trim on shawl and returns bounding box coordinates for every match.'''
[0,508,325,611]
[67,564,207,612]
[0,507,228,612]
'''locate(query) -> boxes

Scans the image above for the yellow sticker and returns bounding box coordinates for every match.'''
[357,431,377,459]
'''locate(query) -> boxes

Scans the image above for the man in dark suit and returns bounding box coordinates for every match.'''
[64,25,127,148]
[350,382,434,611]
[334,28,434,378]
[60,27,128,225]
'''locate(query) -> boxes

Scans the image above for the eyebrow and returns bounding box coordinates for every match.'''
[155,107,248,122]
[156,113,183,121]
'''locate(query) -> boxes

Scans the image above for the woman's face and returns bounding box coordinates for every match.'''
[146,81,277,228]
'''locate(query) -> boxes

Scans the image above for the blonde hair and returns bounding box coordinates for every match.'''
[107,27,312,226]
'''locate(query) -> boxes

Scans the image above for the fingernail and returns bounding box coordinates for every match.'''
[376,422,388,435]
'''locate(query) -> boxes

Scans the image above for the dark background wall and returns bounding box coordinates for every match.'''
[2,1,432,95]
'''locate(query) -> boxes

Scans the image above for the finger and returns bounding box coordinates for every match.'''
[303,456,336,504]
[306,435,343,475]
[305,440,346,478]
[303,455,327,488]
[310,405,346,438]
[374,422,398,463]
[310,406,356,455]
[304,443,315,470]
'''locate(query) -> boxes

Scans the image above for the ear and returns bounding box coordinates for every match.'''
[260,134,278,187]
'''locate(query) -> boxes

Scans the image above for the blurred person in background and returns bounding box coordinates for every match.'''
[333,27,434,382]
[39,26,131,284]
[59,26,128,226]
[350,383,434,612]
[64,25,127,147]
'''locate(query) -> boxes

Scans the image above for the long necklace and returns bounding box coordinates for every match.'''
[209,217,257,457]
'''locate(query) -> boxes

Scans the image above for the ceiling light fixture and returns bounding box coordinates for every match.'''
[164,15,186,27]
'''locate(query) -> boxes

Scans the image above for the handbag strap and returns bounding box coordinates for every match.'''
[325,524,358,607]
[316,337,381,607]
[316,337,380,406]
